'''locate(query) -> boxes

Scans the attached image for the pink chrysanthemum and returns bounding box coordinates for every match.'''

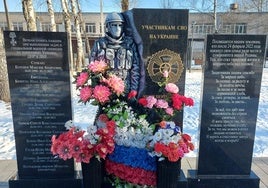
[80,86,92,102]
[165,107,174,115]
[103,75,125,95]
[165,83,179,94]
[146,96,157,108]
[76,72,89,87]
[155,99,169,109]
[88,60,108,73]
[93,85,111,103]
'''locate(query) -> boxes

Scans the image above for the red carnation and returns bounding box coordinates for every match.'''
[138,97,148,106]
[171,93,183,110]
[182,133,192,141]
[184,97,194,106]
[98,114,109,122]
[128,90,137,99]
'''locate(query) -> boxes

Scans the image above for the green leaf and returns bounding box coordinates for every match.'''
[119,122,124,128]
[139,114,147,119]
[150,124,156,131]
[123,111,128,119]
[112,115,119,121]
[91,100,99,106]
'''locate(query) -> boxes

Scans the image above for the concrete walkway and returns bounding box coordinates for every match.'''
[1,157,267,188]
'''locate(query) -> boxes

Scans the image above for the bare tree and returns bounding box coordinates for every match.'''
[236,0,268,12]
[0,30,10,102]
[77,0,90,61]
[3,0,12,30]
[70,0,84,71]
[61,0,74,72]
[47,0,56,31]
[114,0,138,10]
[159,0,176,8]
[22,0,37,31]
[175,0,229,12]
[121,0,129,11]
[0,0,11,102]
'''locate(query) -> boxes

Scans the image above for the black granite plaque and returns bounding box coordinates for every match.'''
[4,31,76,180]
[132,9,188,126]
[131,9,189,188]
[198,34,266,176]
[132,9,188,96]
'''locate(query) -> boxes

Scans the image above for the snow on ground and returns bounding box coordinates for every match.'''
[1,68,268,159]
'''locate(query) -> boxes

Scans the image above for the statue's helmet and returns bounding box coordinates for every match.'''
[105,12,124,25]
[105,12,124,38]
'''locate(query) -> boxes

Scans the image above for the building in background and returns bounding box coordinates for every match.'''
[0,11,267,67]
[189,12,268,68]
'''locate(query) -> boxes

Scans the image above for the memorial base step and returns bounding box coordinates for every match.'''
[9,176,82,188]
[187,170,260,188]
[9,170,188,188]
[177,170,188,188]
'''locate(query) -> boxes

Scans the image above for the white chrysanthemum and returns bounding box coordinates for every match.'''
[87,79,92,85]
[135,133,144,141]
[162,135,173,145]
[162,129,173,137]
[122,126,128,132]
[65,120,74,130]
[84,134,98,144]
[128,127,135,133]
[167,121,176,129]
[87,125,97,134]
[114,126,153,148]
[172,134,181,143]
[96,120,106,129]
[143,127,153,135]
[149,151,162,158]
[154,131,162,142]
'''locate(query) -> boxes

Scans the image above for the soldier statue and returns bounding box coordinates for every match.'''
[90,12,144,99]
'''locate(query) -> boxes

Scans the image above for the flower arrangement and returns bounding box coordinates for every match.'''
[138,70,195,162]
[148,121,194,162]
[138,71,194,122]
[51,119,116,163]
[51,60,124,164]
[75,59,125,105]
[51,61,195,186]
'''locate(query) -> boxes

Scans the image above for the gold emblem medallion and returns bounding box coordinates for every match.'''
[147,49,184,83]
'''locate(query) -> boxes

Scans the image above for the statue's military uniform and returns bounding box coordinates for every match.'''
[90,34,140,95]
